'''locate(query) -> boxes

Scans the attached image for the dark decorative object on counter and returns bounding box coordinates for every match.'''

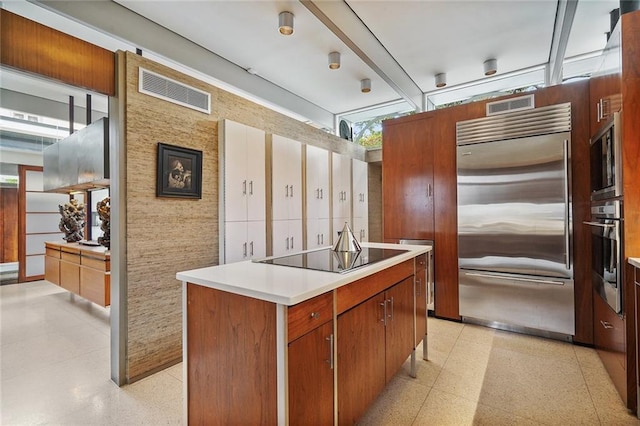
[156,143,202,199]
[97,196,110,249]
[59,199,85,242]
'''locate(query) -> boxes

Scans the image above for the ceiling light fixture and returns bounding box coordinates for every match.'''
[435,73,447,88]
[278,11,294,35]
[484,58,498,76]
[328,52,341,70]
[361,78,371,93]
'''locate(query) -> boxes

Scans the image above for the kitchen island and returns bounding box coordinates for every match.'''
[177,242,431,425]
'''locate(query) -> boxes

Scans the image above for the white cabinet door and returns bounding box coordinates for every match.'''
[272,135,302,221]
[332,153,351,220]
[307,218,330,250]
[352,159,368,219]
[353,216,368,243]
[246,220,266,260]
[224,221,266,263]
[224,221,248,264]
[246,126,266,222]
[223,120,249,222]
[306,145,330,221]
[272,219,302,258]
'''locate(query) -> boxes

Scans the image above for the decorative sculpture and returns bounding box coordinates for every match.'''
[58,199,85,243]
[97,197,110,250]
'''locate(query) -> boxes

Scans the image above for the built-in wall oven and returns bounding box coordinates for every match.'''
[590,112,622,201]
[585,199,623,314]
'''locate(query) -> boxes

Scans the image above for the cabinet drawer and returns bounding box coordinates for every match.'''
[59,260,80,293]
[415,254,427,271]
[81,256,109,271]
[61,252,80,264]
[288,291,333,343]
[45,256,60,285]
[80,267,110,307]
[46,248,61,259]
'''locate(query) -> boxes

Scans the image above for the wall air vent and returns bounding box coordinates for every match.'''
[138,68,211,114]
[486,94,534,116]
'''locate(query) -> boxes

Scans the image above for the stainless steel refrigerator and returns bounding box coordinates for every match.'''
[457,102,575,338]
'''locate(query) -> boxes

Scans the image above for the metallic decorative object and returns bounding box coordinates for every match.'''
[58,199,85,243]
[97,197,110,249]
[332,222,361,253]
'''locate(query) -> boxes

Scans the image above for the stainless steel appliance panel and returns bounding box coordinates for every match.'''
[459,270,575,335]
[457,132,572,278]
[590,112,622,201]
[585,199,623,313]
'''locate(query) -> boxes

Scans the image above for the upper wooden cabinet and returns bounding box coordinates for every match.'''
[589,22,622,136]
[382,117,435,241]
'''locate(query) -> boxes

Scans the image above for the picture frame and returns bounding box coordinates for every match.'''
[156,143,202,199]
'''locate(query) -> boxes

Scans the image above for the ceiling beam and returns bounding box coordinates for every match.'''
[29,0,336,130]
[301,0,423,112]
[546,0,579,86]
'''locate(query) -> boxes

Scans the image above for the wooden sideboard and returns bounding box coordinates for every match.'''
[44,241,110,307]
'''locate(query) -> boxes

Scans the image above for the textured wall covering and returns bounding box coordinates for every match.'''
[121,52,368,380]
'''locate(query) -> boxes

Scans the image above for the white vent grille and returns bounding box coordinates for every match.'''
[486,94,534,116]
[138,68,210,114]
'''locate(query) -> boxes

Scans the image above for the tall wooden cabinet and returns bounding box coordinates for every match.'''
[382,117,434,241]
[221,119,266,263]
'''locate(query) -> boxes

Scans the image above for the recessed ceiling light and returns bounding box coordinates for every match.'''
[484,58,498,76]
[278,11,294,36]
[361,78,371,93]
[328,52,341,70]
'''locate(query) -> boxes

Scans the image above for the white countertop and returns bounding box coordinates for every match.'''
[629,258,640,268]
[177,242,431,305]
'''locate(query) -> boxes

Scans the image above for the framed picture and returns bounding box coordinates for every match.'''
[156,143,202,199]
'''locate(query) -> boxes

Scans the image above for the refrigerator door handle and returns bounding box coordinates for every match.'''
[582,221,616,228]
[464,272,566,286]
[563,139,570,270]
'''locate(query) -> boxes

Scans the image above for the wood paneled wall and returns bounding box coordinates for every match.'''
[120,51,366,381]
[621,9,640,413]
[0,9,115,96]
[383,81,592,342]
[0,187,19,263]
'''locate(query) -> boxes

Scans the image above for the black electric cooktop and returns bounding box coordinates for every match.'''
[254,247,408,274]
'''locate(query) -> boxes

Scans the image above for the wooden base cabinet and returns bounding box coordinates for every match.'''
[44,242,110,307]
[184,252,428,425]
[288,321,334,425]
[337,275,415,424]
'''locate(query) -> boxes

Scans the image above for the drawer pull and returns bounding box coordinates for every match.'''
[310,312,320,320]
[600,320,613,329]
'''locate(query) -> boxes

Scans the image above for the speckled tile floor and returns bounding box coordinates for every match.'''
[2,280,638,425]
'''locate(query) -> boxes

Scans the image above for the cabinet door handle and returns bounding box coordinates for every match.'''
[243,180,247,195]
[243,242,247,257]
[326,334,334,370]
[310,312,320,319]
[320,188,323,199]
[286,237,289,250]
[316,188,320,199]
[317,234,320,245]
[380,301,387,326]
[250,241,254,256]
[596,101,601,122]
[285,185,289,197]
[321,233,324,244]
[290,236,294,249]
[416,278,421,296]
[290,185,294,197]
[600,320,613,329]
[388,297,394,321]
[249,180,253,195]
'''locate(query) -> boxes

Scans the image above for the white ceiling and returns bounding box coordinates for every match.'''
[1,0,622,130]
